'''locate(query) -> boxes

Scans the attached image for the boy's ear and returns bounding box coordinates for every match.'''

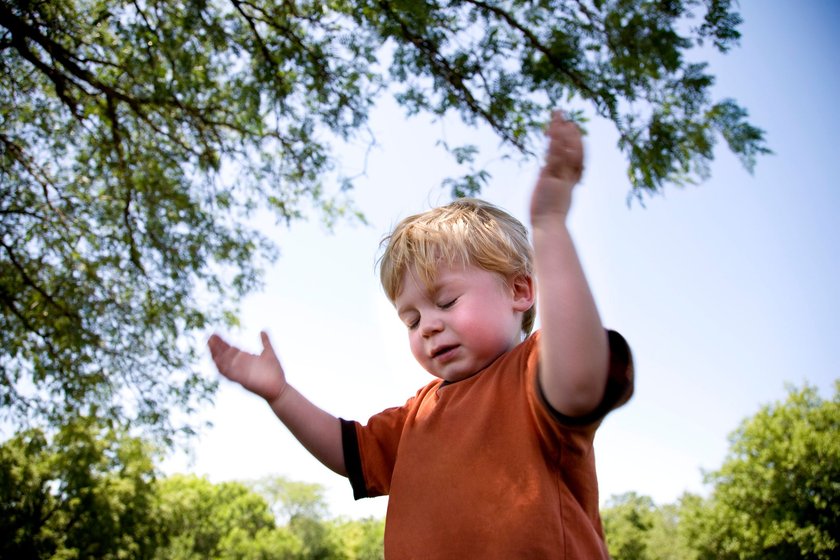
[510,274,535,312]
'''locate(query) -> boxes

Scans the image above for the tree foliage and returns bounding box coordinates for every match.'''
[681,382,840,560]
[601,491,696,560]
[601,383,839,560]
[0,415,160,559]
[0,421,385,559]
[0,0,769,437]
[248,475,331,525]
[246,475,385,560]
[154,475,304,559]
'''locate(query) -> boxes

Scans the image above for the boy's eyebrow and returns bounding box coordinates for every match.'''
[395,282,443,317]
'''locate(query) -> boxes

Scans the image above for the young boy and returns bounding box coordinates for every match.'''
[208,112,634,558]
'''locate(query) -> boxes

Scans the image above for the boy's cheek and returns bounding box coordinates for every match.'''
[408,337,425,363]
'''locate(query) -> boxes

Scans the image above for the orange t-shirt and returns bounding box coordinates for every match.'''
[341,330,633,559]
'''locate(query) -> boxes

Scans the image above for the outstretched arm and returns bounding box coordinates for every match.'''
[530,112,609,418]
[208,332,346,476]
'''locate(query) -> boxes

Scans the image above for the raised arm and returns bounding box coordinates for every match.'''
[207,332,346,476]
[530,112,609,418]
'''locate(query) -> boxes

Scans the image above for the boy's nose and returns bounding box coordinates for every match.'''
[420,317,444,337]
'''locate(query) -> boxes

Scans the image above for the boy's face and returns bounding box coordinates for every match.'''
[395,262,533,383]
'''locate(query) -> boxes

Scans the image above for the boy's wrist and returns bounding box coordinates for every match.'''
[530,180,574,226]
[266,382,291,410]
[530,214,571,237]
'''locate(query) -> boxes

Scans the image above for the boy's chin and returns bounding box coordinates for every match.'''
[431,367,481,384]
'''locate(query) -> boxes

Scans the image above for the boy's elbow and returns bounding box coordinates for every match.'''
[569,385,608,418]
[540,354,610,418]
[547,376,608,418]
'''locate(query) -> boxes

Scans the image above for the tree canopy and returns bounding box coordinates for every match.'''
[0,418,386,559]
[601,491,696,560]
[0,0,769,438]
[600,383,839,560]
[0,416,160,558]
[680,382,839,559]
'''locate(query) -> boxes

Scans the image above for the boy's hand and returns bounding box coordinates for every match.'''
[530,111,584,225]
[207,331,287,403]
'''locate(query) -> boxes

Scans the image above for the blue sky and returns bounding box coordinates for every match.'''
[164,0,840,518]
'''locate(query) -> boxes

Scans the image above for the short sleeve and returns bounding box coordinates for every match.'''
[341,401,412,499]
[537,329,634,427]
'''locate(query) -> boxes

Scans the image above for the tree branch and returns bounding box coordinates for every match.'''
[375,0,522,149]
[463,0,598,99]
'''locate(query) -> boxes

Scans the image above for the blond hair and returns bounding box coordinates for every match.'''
[378,198,536,335]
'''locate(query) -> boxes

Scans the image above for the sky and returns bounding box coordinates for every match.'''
[163,0,840,519]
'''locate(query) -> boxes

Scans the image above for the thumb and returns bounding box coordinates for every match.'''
[260,331,276,358]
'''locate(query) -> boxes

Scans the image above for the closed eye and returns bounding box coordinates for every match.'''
[404,315,420,330]
[438,298,458,310]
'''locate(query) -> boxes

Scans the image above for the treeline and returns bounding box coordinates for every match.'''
[600,383,838,560]
[0,416,383,559]
[2,383,837,559]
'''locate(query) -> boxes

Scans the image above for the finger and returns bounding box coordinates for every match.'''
[260,331,276,358]
[546,110,576,133]
[207,335,250,376]
[544,137,583,166]
[546,125,583,160]
[207,333,229,359]
[547,121,581,145]
[209,340,244,373]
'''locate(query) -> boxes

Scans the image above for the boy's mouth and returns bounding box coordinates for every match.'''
[431,344,458,360]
